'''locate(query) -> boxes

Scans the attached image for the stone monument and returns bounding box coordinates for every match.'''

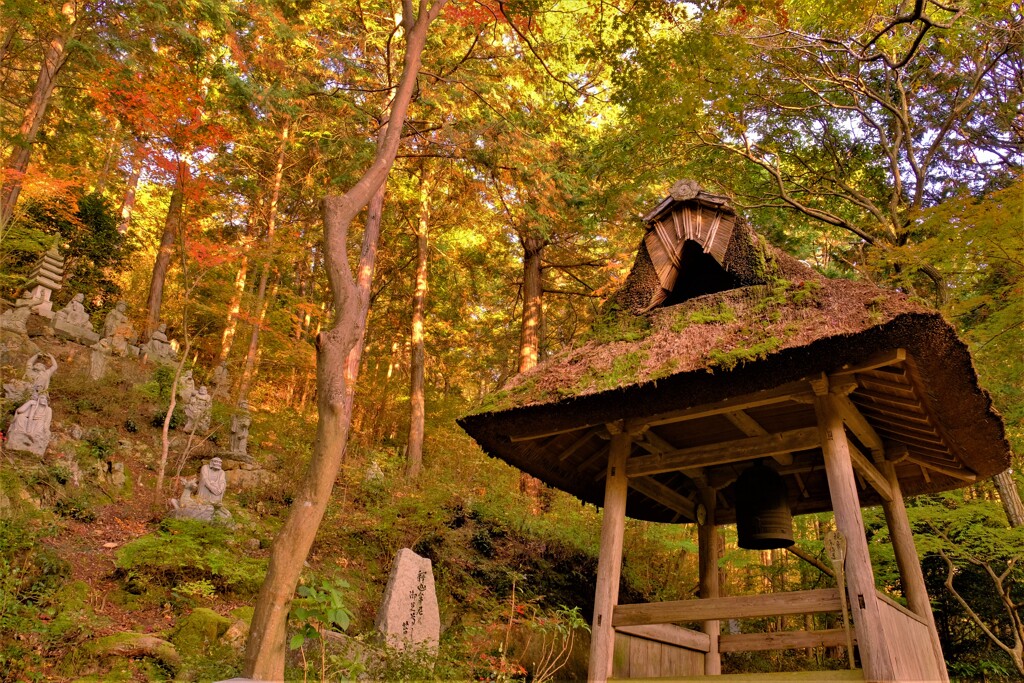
[23,246,65,318]
[144,323,178,364]
[4,352,57,400]
[375,548,440,655]
[169,457,230,521]
[89,337,112,381]
[53,293,99,344]
[229,401,251,460]
[183,385,212,434]
[7,392,53,456]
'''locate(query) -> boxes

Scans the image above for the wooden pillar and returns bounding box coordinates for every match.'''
[588,429,631,683]
[698,486,721,675]
[814,382,896,681]
[881,462,949,682]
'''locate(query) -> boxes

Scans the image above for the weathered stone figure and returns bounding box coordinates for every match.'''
[53,293,99,344]
[90,338,112,380]
[183,385,212,433]
[198,457,227,505]
[103,301,131,339]
[0,293,34,335]
[4,352,57,400]
[230,401,251,459]
[178,369,196,405]
[7,392,53,455]
[145,323,177,364]
[169,458,230,522]
[212,361,230,398]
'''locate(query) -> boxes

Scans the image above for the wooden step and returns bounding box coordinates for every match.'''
[613,670,864,682]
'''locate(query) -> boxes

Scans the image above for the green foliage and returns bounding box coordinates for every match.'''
[289,579,354,650]
[582,308,653,345]
[115,519,265,596]
[671,301,737,331]
[707,332,785,371]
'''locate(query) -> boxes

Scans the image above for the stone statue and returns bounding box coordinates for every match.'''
[144,323,177,364]
[7,392,53,456]
[211,361,230,398]
[55,293,90,327]
[4,352,57,400]
[53,293,99,344]
[24,246,65,318]
[183,385,212,433]
[0,293,34,335]
[103,301,130,338]
[169,458,230,521]
[90,338,112,381]
[177,369,196,405]
[101,301,137,355]
[229,401,251,459]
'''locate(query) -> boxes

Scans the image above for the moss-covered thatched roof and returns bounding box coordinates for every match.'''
[459,183,1010,524]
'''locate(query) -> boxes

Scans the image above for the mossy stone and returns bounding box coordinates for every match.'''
[171,607,232,655]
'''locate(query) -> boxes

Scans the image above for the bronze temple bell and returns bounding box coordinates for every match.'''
[734,461,795,550]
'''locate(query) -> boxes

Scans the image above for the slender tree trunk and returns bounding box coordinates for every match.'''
[219,256,248,362]
[994,469,1024,527]
[241,4,445,670]
[406,171,430,479]
[118,145,145,234]
[518,232,546,508]
[0,1,77,227]
[145,173,184,336]
[237,121,289,402]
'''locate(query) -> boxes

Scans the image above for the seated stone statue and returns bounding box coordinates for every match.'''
[183,385,212,433]
[169,458,230,521]
[54,293,92,329]
[102,301,136,355]
[144,323,177,363]
[229,401,251,459]
[0,293,34,335]
[7,392,53,456]
[4,352,57,400]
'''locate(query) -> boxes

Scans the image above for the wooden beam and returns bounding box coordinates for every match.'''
[589,433,631,683]
[719,628,853,653]
[615,624,711,652]
[509,424,594,443]
[629,476,696,521]
[725,410,793,465]
[847,442,893,502]
[612,589,842,627]
[628,381,815,430]
[831,393,885,457]
[904,456,977,482]
[556,429,597,462]
[698,486,721,674]
[831,349,907,379]
[626,427,821,478]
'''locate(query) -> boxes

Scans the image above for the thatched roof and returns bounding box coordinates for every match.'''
[459,183,1011,525]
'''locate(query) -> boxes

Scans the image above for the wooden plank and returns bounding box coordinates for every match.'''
[831,394,884,455]
[871,427,948,452]
[855,402,932,425]
[847,442,893,502]
[612,589,842,627]
[509,424,596,443]
[626,427,820,478]
[629,476,696,520]
[855,389,922,410]
[612,633,631,679]
[725,410,793,465]
[857,375,916,395]
[698,487,721,674]
[718,628,852,653]
[875,592,928,627]
[616,624,711,652]
[630,638,661,677]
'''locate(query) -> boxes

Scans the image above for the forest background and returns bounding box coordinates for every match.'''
[0,0,1022,679]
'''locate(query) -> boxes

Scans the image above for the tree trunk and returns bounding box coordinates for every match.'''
[118,147,144,234]
[993,469,1024,527]
[518,232,546,508]
[237,121,289,402]
[0,1,77,227]
[241,3,445,675]
[144,174,184,336]
[406,171,430,479]
[218,256,248,362]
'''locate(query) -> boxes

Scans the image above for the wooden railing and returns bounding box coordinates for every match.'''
[612,588,856,677]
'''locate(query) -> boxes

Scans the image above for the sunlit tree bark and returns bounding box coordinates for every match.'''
[406,168,431,479]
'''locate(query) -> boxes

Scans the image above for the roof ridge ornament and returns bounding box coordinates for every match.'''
[669,179,702,201]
